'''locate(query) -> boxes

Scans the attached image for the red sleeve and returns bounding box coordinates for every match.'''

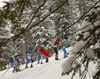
[56,41,60,44]
[73,42,76,46]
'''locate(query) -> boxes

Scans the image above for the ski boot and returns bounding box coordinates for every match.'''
[37,62,40,64]
[25,65,28,69]
[15,68,18,72]
[17,68,21,72]
[55,57,59,60]
[41,62,43,64]
[12,68,15,73]
[64,55,67,58]
[31,64,33,68]
[46,58,49,63]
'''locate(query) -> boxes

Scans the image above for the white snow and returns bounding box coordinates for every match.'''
[83,32,90,39]
[86,61,99,79]
[0,36,11,39]
[73,40,87,54]
[61,54,76,73]
[85,48,94,59]
[0,47,80,79]
[93,42,100,48]
[0,47,98,79]
[0,0,9,7]
[61,2,100,77]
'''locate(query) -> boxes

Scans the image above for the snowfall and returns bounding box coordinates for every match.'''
[0,47,97,79]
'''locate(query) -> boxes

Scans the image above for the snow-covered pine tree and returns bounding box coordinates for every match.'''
[61,1,100,79]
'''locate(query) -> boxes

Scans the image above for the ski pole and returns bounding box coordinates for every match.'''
[2,67,11,76]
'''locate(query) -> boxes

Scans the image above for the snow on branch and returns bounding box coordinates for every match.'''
[61,1,100,78]
[0,36,11,39]
[0,0,69,47]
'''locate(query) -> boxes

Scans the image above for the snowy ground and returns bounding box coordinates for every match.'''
[0,47,79,79]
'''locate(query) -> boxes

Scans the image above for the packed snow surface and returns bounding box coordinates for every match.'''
[0,47,97,79]
[0,47,79,79]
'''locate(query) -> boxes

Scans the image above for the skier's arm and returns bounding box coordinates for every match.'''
[29,50,31,54]
[31,53,38,57]
[12,56,16,61]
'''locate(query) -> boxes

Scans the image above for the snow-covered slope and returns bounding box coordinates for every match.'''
[0,47,79,79]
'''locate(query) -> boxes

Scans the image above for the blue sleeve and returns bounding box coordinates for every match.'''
[18,54,22,56]
[38,53,41,57]
[14,54,22,58]
[62,47,65,51]
[65,43,68,47]
[62,47,67,53]
[29,50,32,54]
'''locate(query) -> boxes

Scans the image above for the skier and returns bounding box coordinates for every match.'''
[36,44,43,64]
[10,50,22,72]
[53,40,60,60]
[10,54,18,72]
[14,50,22,69]
[62,43,68,58]
[25,47,33,68]
[37,41,49,63]
[37,52,43,64]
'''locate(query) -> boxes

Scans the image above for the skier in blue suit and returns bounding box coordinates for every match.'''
[36,44,43,64]
[10,50,22,72]
[10,55,18,72]
[37,52,43,64]
[26,47,33,68]
[14,50,22,69]
[62,43,68,58]
[65,43,69,48]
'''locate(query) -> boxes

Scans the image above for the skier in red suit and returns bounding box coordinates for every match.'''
[38,41,49,63]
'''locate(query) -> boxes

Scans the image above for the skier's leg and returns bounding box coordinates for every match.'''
[38,55,41,64]
[41,54,43,64]
[13,61,18,72]
[55,51,58,60]
[30,59,33,68]
[38,57,40,64]
[55,52,57,60]
[55,53,58,60]
[26,59,30,68]
[63,48,67,58]
[54,48,58,60]
[16,60,20,70]
[56,49,58,60]
[46,57,49,63]
[13,63,16,73]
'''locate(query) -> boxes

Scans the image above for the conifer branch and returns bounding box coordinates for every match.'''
[0,0,69,47]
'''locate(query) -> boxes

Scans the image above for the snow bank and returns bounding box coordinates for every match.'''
[61,54,76,73]
[61,1,100,78]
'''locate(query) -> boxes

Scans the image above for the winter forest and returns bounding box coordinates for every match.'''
[0,0,100,79]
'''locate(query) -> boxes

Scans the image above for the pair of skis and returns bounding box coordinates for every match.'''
[1,65,36,77]
[12,65,36,73]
